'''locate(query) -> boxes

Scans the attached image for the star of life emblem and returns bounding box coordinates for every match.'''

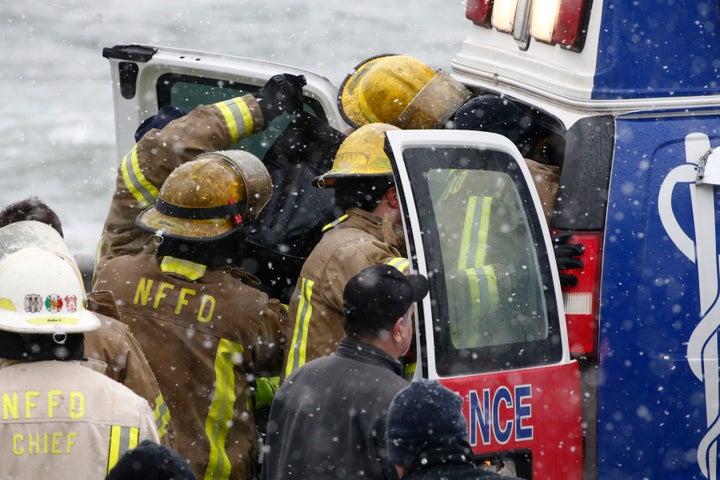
[659,133,720,480]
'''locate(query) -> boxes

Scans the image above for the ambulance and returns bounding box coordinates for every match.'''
[102,1,720,478]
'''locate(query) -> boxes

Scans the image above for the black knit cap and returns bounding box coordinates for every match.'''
[385,379,468,466]
[343,264,429,333]
[105,440,197,480]
[453,94,527,145]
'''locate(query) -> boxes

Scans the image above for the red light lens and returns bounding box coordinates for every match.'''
[466,0,495,27]
[552,0,585,49]
[557,230,602,356]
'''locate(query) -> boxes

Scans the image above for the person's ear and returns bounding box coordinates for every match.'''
[391,316,405,341]
[386,186,400,209]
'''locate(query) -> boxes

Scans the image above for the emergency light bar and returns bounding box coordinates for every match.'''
[466,0,588,52]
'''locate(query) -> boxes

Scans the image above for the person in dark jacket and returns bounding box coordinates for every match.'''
[261,264,429,480]
[386,379,521,480]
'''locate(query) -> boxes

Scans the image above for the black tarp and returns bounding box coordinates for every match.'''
[243,112,346,302]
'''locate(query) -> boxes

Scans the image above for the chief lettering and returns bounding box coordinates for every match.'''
[133,277,216,322]
[12,432,79,455]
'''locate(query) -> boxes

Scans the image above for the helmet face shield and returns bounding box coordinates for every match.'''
[0,248,99,334]
[395,71,473,129]
[136,150,272,241]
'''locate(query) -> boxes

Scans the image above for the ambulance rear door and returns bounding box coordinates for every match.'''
[386,129,583,479]
[598,110,720,479]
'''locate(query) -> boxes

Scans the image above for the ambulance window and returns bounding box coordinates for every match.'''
[401,147,563,375]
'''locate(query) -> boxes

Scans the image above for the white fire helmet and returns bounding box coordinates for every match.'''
[0,247,100,334]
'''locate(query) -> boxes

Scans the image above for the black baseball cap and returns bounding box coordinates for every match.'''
[343,264,429,332]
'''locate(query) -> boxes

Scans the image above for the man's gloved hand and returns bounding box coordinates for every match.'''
[256,74,307,123]
[552,230,584,287]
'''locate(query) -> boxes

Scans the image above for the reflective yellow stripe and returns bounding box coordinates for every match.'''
[464,265,498,318]
[466,268,482,319]
[386,257,409,272]
[476,197,492,266]
[285,278,314,378]
[204,339,244,480]
[120,145,159,207]
[154,393,171,439]
[160,256,207,280]
[214,98,254,144]
[107,425,140,474]
[321,214,349,232]
[483,265,499,312]
[403,361,416,379]
[458,196,492,270]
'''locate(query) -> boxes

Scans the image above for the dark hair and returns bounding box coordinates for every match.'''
[0,197,63,237]
[344,304,412,340]
[333,177,394,212]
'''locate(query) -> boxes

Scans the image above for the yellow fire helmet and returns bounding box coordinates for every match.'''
[338,54,472,129]
[313,122,401,188]
[136,150,272,241]
[0,247,100,334]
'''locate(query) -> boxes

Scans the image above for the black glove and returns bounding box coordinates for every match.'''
[552,230,584,287]
[255,74,307,123]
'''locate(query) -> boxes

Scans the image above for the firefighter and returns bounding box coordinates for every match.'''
[337,54,584,287]
[94,73,306,262]
[0,203,175,448]
[93,151,284,480]
[0,246,159,479]
[263,264,429,480]
[281,122,411,381]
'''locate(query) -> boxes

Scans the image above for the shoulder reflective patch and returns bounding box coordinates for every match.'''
[160,256,207,281]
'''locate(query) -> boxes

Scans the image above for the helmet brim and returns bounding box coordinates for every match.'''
[0,309,100,334]
[136,206,240,242]
[312,172,393,189]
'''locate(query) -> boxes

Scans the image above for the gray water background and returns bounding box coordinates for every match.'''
[0,0,470,256]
